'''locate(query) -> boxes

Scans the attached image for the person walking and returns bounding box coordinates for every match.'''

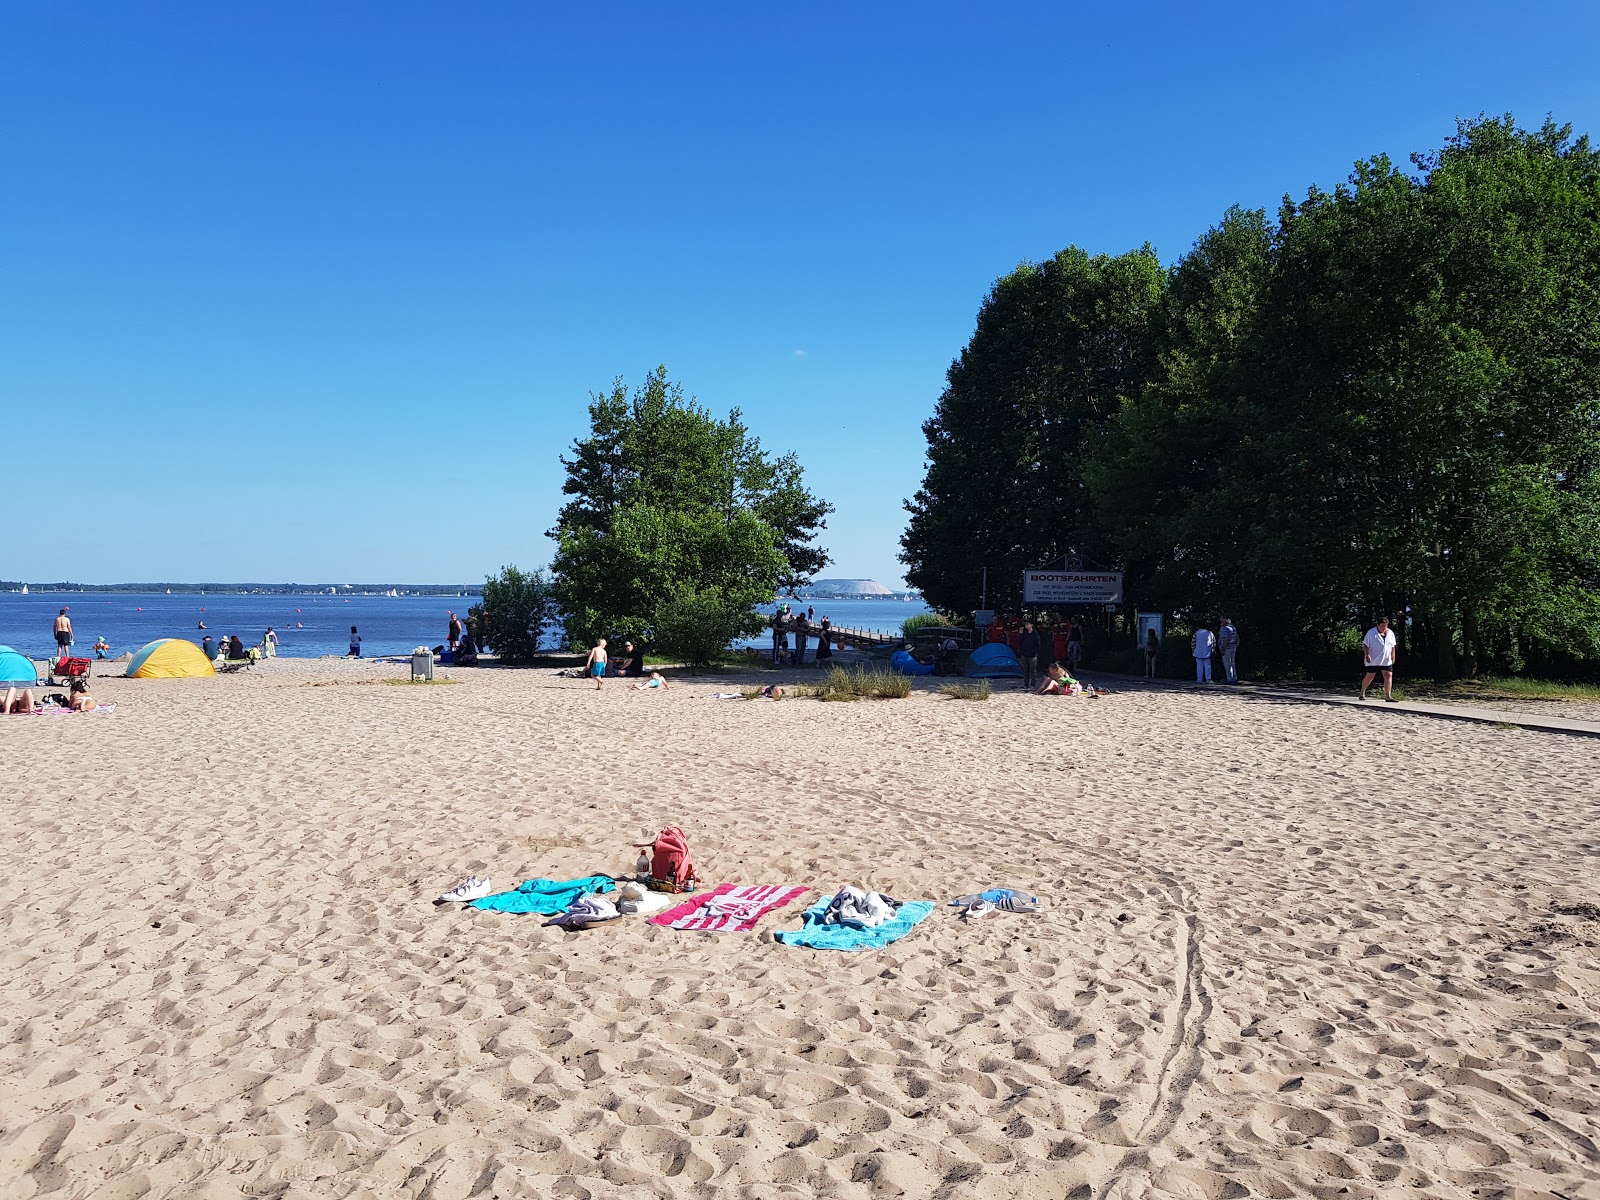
[584,638,609,690]
[1144,627,1160,678]
[447,611,462,652]
[53,609,73,656]
[771,609,787,666]
[1361,616,1399,702]
[1217,616,1240,683]
[1066,619,1084,669]
[791,615,809,667]
[1016,621,1041,689]
[1191,623,1215,682]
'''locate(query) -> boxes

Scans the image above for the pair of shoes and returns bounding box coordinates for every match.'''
[962,900,997,921]
[437,876,491,903]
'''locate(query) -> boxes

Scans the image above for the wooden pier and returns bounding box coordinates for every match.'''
[824,625,903,650]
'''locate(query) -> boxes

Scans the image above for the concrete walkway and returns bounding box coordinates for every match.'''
[1090,675,1600,739]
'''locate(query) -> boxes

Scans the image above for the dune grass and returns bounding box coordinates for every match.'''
[938,679,991,701]
[814,666,914,701]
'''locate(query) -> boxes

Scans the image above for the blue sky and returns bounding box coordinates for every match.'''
[4,2,1597,585]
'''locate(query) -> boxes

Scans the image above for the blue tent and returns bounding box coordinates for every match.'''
[963,642,1023,678]
[0,645,40,687]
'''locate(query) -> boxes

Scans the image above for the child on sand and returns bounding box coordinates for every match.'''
[630,670,669,692]
[584,638,608,689]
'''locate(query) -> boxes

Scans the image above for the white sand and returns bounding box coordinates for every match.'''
[3,657,1598,1199]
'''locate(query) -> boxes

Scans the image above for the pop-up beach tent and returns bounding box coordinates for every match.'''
[889,649,936,676]
[127,639,215,679]
[0,645,39,686]
[963,642,1024,679]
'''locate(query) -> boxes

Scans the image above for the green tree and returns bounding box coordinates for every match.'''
[901,246,1165,614]
[471,565,556,664]
[551,367,831,655]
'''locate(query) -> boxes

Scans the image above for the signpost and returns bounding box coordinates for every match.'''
[1022,569,1124,605]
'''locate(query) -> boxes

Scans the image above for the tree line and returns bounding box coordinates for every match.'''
[473,366,832,666]
[901,116,1600,679]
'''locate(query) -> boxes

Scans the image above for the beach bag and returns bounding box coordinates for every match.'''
[635,826,698,893]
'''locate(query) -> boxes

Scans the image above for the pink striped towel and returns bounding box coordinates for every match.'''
[648,883,809,933]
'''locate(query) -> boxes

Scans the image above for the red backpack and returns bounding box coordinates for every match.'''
[635,826,698,893]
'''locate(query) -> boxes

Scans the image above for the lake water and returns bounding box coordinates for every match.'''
[0,592,931,660]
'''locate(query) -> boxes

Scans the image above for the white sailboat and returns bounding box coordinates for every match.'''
[19,584,27,594]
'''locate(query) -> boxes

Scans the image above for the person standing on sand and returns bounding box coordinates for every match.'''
[347,626,362,658]
[1016,621,1041,689]
[792,614,809,667]
[53,609,73,655]
[1144,627,1160,678]
[1191,623,1215,682]
[447,611,462,652]
[584,638,608,690]
[1361,616,1398,702]
[1066,619,1084,669]
[1218,616,1240,683]
[264,627,278,658]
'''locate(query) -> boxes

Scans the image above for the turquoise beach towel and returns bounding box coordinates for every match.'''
[776,899,935,951]
[469,875,615,914]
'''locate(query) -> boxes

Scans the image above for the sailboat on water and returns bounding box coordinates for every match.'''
[19,584,27,594]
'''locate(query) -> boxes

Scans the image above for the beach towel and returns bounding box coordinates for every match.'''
[36,702,117,716]
[777,898,935,952]
[469,874,616,914]
[648,883,808,932]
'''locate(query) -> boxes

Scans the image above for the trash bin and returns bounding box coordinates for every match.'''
[411,650,435,681]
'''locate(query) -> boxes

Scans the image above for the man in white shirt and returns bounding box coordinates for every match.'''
[1361,617,1398,702]
[1191,624,1215,683]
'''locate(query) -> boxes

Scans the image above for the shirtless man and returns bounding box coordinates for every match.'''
[53,609,73,655]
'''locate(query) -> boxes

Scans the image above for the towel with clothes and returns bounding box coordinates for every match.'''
[469,874,616,914]
[774,896,934,960]
[36,702,117,716]
[648,883,808,932]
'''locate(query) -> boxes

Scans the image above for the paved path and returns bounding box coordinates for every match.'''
[1088,675,1600,739]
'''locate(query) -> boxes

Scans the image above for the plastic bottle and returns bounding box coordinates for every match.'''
[635,851,651,879]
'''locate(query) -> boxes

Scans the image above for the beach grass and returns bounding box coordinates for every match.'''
[939,679,991,701]
[815,666,913,700]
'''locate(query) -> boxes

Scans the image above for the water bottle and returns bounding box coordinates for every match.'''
[635,850,651,880]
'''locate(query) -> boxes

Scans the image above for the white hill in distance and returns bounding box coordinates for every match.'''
[808,578,897,597]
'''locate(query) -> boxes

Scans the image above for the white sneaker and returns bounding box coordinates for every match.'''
[437,876,491,903]
[962,900,997,921]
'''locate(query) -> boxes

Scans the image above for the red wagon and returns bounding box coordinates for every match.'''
[49,656,94,686]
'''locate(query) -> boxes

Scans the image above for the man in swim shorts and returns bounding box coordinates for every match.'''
[53,609,73,654]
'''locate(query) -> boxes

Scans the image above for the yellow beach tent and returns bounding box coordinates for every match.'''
[126,638,215,678]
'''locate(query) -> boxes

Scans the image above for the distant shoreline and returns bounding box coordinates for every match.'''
[3,583,482,596]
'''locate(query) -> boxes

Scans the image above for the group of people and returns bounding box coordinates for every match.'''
[1182,617,1242,683]
[580,638,649,689]
[4,678,97,714]
[989,616,1085,672]
[769,605,834,667]
[202,633,257,662]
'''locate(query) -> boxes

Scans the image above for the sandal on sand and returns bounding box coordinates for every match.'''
[962,900,997,921]
[437,876,491,903]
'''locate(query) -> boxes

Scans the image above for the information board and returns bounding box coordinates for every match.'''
[1022,570,1124,605]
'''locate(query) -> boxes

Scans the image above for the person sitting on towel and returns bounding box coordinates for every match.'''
[1036,662,1070,695]
[3,686,36,714]
[454,632,479,666]
[68,679,96,712]
[228,635,248,660]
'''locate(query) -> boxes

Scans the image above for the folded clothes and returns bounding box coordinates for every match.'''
[821,885,901,928]
[469,874,617,914]
[778,896,935,952]
[649,883,808,932]
[545,895,620,927]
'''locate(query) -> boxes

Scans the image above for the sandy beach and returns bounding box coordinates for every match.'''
[3,656,1598,1200]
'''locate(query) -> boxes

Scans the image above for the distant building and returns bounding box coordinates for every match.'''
[809,578,897,598]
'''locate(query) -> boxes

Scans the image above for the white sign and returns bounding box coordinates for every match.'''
[1022,570,1124,605]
